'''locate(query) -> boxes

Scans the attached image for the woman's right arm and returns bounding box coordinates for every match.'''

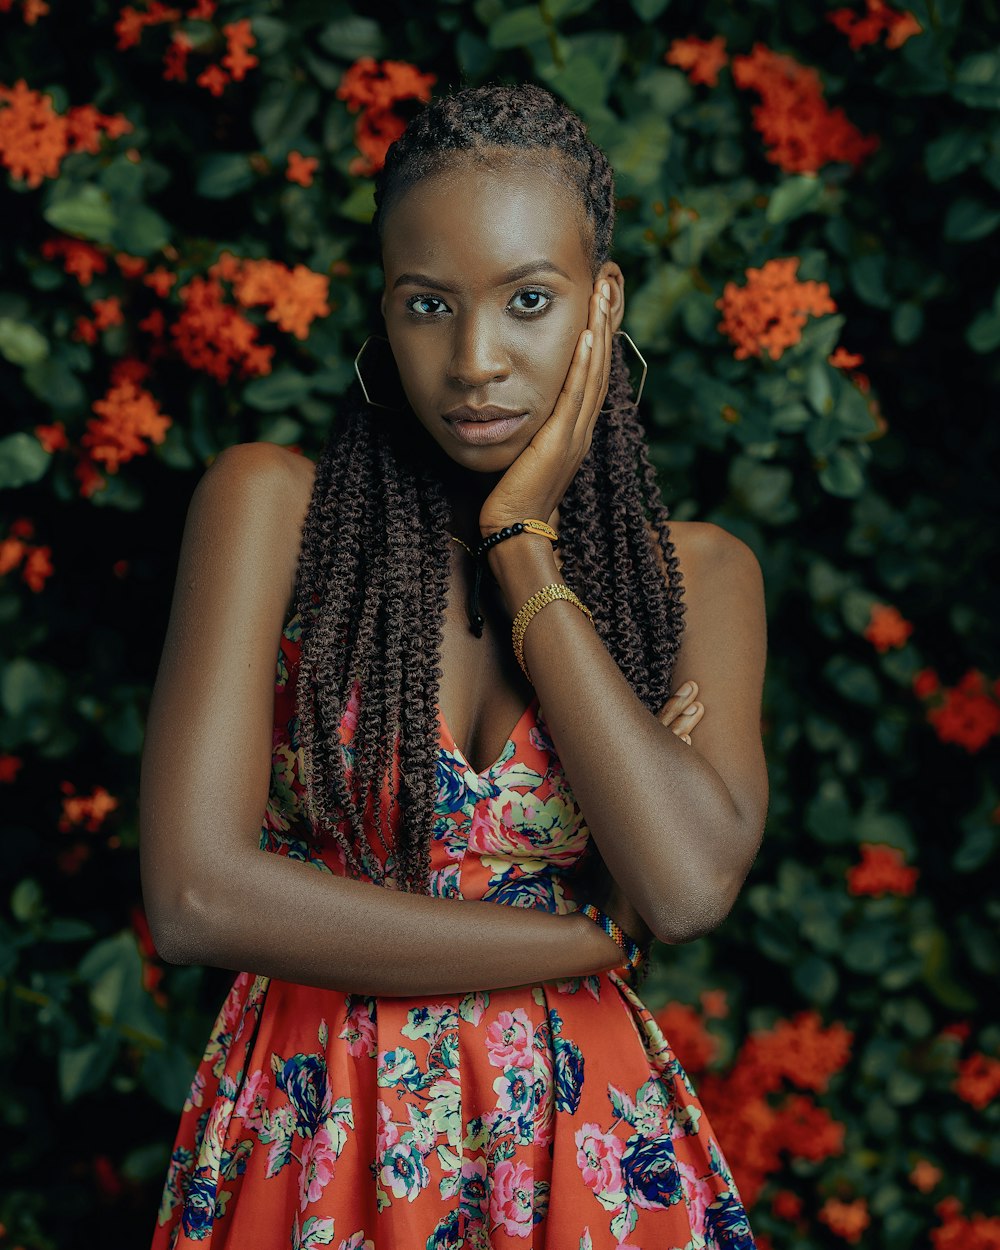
[138,441,626,998]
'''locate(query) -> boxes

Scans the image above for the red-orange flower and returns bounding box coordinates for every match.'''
[113,2,181,52]
[665,35,729,87]
[846,842,918,896]
[716,255,836,361]
[0,78,132,188]
[210,250,332,341]
[34,421,68,453]
[286,149,319,187]
[0,522,53,591]
[58,782,119,833]
[731,43,879,173]
[930,1196,1000,1250]
[910,1158,943,1193]
[40,236,108,286]
[0,0,50,23]
[818,1197,871,1243]
[927,669,1000,752]
[828,0,923,51]
[170,274,273,383]
[163,30,193,83]
[864,602,914,652]
[337,58,435,176]
[955,1052,1000,1110]
[912,666,940,699]
[79,372,172,478]
[829,346,865,369]
[0,754,23,783]
[771,1189,803,1220]
[699,987,729,1018]
[220,18,258,82]
[21,544,53,591]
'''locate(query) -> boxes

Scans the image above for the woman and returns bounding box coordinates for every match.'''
[140,82,767,1249]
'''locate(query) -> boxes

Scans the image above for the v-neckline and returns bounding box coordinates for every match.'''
[437,694,540,778]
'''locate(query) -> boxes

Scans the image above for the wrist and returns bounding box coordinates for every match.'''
[485,535,560,615]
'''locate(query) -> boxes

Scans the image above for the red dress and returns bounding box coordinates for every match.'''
[151,612,756,1249]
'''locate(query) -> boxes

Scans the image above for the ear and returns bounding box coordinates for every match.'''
[596,260,625,334]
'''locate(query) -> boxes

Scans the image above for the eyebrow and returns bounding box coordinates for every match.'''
[391,259,571,292]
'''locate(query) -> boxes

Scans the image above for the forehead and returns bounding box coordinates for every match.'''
[380,153,593,286]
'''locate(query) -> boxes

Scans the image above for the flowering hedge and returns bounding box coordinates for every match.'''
[1,1,998,1245]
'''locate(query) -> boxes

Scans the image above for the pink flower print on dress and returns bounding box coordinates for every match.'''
[485,1008,534,1070]
[574,1122,626,1201]
[234,1069,270,1132]
[489,1157,534,1238]
[299,1121,342,1209]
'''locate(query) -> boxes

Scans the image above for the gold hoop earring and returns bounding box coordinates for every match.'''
[354,335,405,411]
[613,330,647,407]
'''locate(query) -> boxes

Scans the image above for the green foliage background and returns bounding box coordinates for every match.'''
[1,0,998,1245]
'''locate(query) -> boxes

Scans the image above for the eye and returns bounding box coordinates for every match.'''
[404,294,449,317]
[509,288,553,316]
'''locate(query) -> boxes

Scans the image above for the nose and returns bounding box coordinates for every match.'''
[446,310,510,388]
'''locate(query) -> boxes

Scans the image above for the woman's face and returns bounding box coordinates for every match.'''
[379,155,623,473]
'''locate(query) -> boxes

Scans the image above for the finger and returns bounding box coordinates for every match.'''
[577,286,609,433]
[553,326,594,426]
[657,682,699,725]
[681,733,692,745]
[667,703,703,737]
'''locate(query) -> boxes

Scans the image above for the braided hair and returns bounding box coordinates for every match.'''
[293,83,687,894]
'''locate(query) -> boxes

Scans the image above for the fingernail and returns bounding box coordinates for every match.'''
[677,682,693,697]
[583,331,593,349]
[681,706,697,717]
[600,296,608,313]
[601,281,610,298]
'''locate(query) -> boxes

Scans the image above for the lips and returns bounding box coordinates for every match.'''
[444,405,527,423]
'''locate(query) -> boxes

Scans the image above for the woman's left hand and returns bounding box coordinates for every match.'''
[478,275,614,536]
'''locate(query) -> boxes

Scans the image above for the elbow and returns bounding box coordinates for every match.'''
[646,874,744,946]
[143,881,216,967]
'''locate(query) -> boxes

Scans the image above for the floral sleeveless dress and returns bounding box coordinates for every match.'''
[151,611,756,1250]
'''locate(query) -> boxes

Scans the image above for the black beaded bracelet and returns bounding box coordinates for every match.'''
[465,519,559,637]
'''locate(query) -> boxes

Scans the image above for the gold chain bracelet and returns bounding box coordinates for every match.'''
[512,582,594,683]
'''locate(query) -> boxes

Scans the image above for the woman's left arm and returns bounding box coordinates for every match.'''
[487,519,768,946]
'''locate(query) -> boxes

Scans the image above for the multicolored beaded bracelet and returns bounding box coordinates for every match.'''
[579,901,652,988]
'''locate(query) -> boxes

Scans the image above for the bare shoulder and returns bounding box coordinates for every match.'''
[647,518,762,588]
[188,441,317,617]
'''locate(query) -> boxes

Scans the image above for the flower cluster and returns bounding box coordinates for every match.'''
[665,35,729,87]
[954,1051,1000,1110]
[0,517,53,592]
[914,668,1000,753]
[716,256,837,361]
[0,0,50,24]
[846,842,919,896]
[115,5,257,98]
[731,44,880,174]
[210,250,332,341]
[58,781,119,833]
[818,1197,871,1243]
[0,78,132,188]
[827,0,923,51]
[931,1196,1000,1249]
[653,1005,852,1206]
[74,360,172,496]
[864,602,915,652]
[336,57,436,176]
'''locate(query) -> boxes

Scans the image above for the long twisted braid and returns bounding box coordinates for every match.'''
[293,84,687,895]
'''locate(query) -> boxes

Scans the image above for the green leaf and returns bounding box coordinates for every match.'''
[818,447,866,498]
[626,263,692,350]
[243,370,313,412]
[849,253,892,309]
[546,0,599,16]
[141,1045,197,1113]
[891,302,923,345]
[824,655,881,705]
[0,317,49,367]
[943,197,1000,242]
[0,433,50,490]
[339,181,375,223]
[196,154,257,199]
[605,111,672,190]
[114,203,171,255]
[792,955,838,1004]
[924,129,986,182]
[59,1036,118,1102]
[766,175,823,224]
[488,6,548,48]
[952,51,1000,109]
[253,83,321,157]
[631,0,671,17]
[11,877,43,922]
[43,185,117,243]
[966,307,1000,353]
[316,16,385,60]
